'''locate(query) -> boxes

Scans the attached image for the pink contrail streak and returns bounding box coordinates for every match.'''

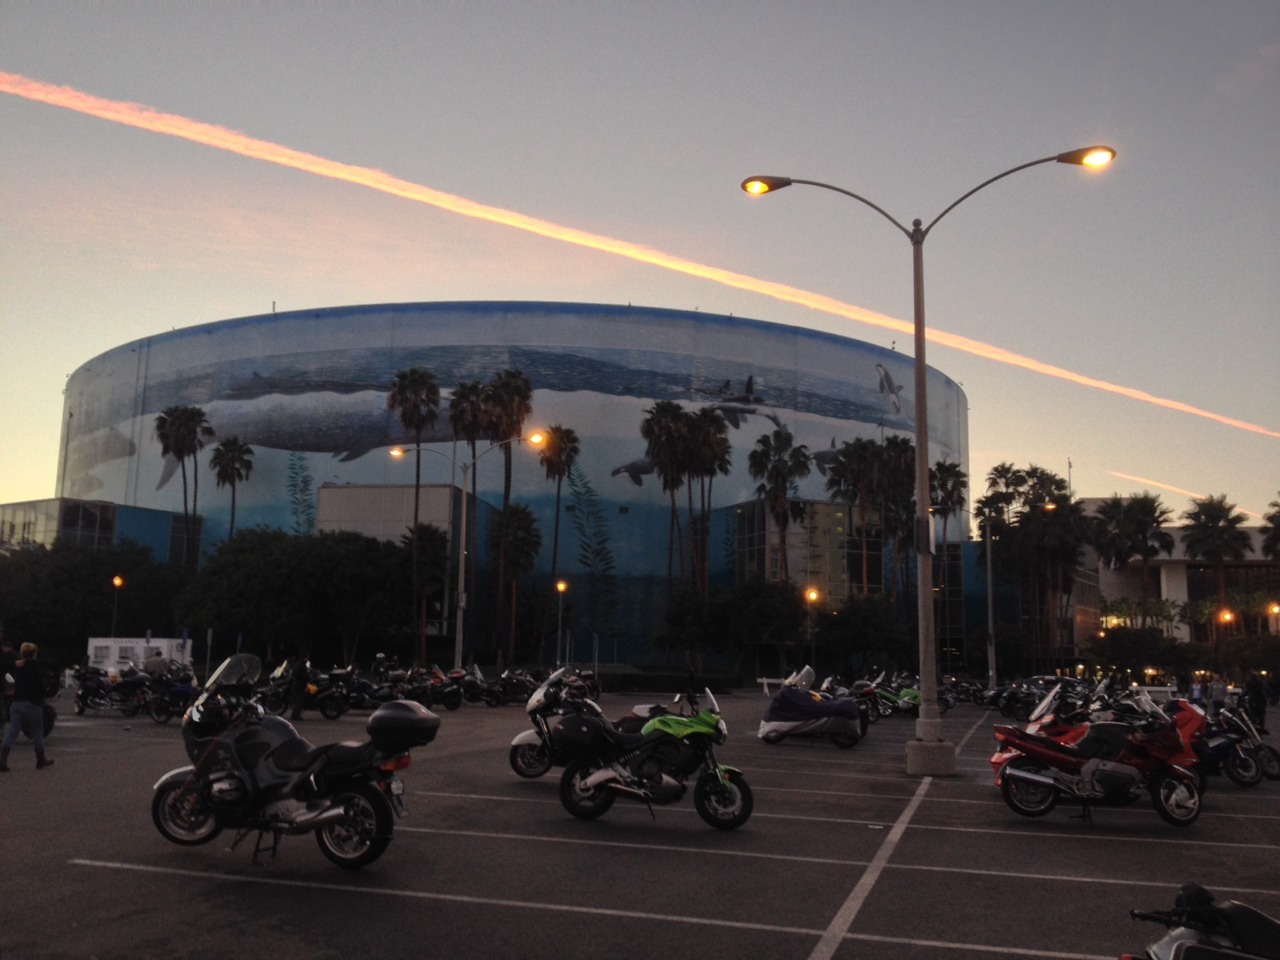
[3,71,1277,443]
[1108,472,1263,519]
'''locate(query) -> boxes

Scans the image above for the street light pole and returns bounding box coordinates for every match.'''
[110,575,124,638]
[742,145,1115,776]
[556,580,568,665]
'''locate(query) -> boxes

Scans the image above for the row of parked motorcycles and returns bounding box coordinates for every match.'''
[990,677,1280,828]
[72,661,200,724]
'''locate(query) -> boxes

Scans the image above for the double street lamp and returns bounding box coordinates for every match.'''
[743,145,1115,775]
[392,431,545,670]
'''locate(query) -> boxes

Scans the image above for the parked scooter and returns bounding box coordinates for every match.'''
[151,653,440,869]
[1122,881,1280,959]
[759,666,866,748]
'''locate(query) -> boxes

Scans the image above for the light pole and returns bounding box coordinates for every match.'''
[556,579,568,665]
[110,575,124,638]
[805,586,819,667]
[743,145,1115,775]
[392,431,545,670]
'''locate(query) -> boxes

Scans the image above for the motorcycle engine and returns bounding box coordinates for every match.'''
[633,739,699,782]
[1082,759,1142,799]
[207,772,249,810]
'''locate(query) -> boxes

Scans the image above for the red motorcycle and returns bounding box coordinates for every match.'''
[990,683,1202,827]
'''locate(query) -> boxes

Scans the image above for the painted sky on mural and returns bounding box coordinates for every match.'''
[2,2,1276,525]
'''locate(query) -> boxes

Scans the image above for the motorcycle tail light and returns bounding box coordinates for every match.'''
[379,754,412,772]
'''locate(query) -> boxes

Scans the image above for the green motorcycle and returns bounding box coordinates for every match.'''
[551,688,753,830]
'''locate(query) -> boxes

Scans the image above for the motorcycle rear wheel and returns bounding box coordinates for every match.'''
[441,687,463,711]
[560,756,616,820]
[1224,748,1264,787]
[830,731,858,749]
[509,741,553,778]
[694,770,753,830]
[149,697,174,724]
[999,758,1058,817]
[152,781,221,846]
[315,783,392,869]
[1151,771,1201,826]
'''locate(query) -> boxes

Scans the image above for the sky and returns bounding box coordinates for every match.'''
[1,1,1277,527]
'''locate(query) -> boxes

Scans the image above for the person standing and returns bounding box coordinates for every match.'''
[1,637,17,725]
[0,642,54,771]
[1207,673,1229,718]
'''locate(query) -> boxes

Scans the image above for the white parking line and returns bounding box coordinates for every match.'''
[807,775,931,960]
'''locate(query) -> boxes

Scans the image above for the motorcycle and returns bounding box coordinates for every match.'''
[150,653,440,869]
[147,662,200,724]
[407,665,463,711]
[258,660,347,720]
[552,687,752,830]
[991,682,1202,826]
[1212,706,1279,782]
[759,666,866,748]
[73,663,149,717]
[508,666,606,778]
[1122,881,1280,959]
[482,668,539,707]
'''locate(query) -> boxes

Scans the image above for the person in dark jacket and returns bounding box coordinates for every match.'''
[1,642,53,771]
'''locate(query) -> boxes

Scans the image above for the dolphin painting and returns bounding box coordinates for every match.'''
[875,364,904,415]
[611,457,655,486]
[812,438,839,477]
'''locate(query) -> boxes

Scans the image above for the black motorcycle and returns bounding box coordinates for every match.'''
[147,662,200,724]
[508,667,606,778]
[74,663,150,717]
[1126,882,1280,959]
[150,653,439,869]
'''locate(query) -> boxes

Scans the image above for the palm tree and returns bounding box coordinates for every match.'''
[154,404,214,569]
[825,437,882,596]
[747,428,811,583]
[1181,494,1254,670]
[449,379,488,602]
[483,369,533,511]
[641,400,690,586]
[1125,493,1175,626]
[1261,492,1280,561]
[489,503,543,664]
[387,367,441,665]
[538,424,580,586]
[687,406,731,595]
[985,462,1027,524]
[929,459,968,556]
[209,436,254,537]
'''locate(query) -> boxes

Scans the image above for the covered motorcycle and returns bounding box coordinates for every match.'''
[758,666,866,748]
[151,653,439,869]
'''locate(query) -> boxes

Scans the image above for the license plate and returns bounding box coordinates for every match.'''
[389,777,404,796]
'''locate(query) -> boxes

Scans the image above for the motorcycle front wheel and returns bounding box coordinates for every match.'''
[1224,747,1264,787]
[1151,772,1201,826]
[315,783,392,869]
[999,758,1058,817]
[829,730,858,749]
[149,697,174,724]
[560,756,616,820]
[152,781,221,846]
[694,769,753,830]
[509,741,553,778]
[1257,744,1280,781]
[319,697,346,721]
[441,687,463,711]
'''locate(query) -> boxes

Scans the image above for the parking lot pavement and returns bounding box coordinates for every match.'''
[8,690,1278,960]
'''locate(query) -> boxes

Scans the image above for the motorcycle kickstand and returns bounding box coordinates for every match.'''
[1069,802,1094,823]
[229,827,281,865]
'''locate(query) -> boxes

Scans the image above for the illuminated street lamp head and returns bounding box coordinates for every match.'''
[1055,145,1116,169]
[112,575,124,589]
[741,175,793,195]
[1220,609,1234,624]
[806,587,819,603]
[526,430,546,447]
[389,447,405,458]
[556,580,568,594]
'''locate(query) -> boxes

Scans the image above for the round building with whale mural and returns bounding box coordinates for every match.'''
[58,301,968,661]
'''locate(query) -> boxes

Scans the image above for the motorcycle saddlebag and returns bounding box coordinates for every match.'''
[367,700,441,754]
[551,714,604,750]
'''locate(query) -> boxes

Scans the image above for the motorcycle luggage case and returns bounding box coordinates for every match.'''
[551,714,604,750]
[367,700,440,753]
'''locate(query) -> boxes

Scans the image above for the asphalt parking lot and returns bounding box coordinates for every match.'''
[4,689,1277,960]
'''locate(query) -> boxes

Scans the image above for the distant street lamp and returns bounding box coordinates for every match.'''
[743,145,1115,776]
[110,575,124,638]
[391,431,546,669]
[556,580,569,665]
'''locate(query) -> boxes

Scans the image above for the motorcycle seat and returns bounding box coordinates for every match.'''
[1218,900,1280,959]
[271,737,371,772]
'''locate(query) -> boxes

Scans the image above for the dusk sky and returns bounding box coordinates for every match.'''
[2,2,1276,525]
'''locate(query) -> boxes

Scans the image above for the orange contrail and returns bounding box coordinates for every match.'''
[3,71,1277,442]
[1108,472,1263,518]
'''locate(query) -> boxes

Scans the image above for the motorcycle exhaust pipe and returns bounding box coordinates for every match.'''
[286,804,351,833]
[1004,765,1058,788]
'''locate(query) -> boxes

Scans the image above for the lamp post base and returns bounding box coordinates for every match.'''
[905,737,957,777]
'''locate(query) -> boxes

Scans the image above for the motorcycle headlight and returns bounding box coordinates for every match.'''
[716,719,728,744]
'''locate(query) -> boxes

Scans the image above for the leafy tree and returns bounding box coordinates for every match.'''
[387,366,441,665]
[812,593,913,677]
[747,427,811,583]
[657,579,804,675]
[566,463,619,654]
[209,436,254,537]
